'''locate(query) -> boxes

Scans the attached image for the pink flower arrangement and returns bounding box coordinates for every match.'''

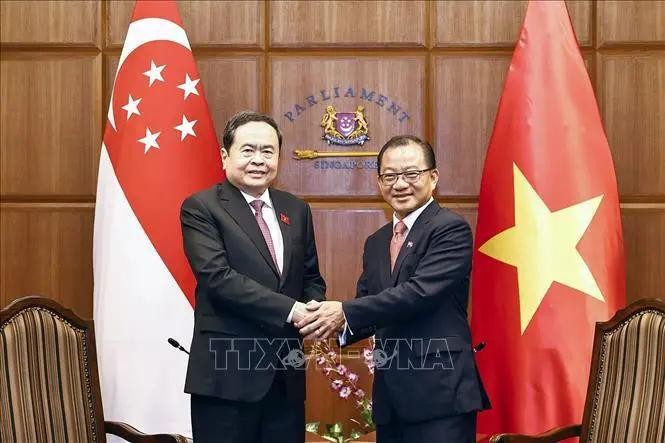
[311,338,376,436]
[362,348,375,374]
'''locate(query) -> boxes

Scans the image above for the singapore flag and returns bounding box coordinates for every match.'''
[93,0,222,436]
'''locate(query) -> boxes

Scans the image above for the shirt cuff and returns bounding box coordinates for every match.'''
[338,312,354,346]
[286,301,297,323]
[343,311,353,335]
[338,329,347,346]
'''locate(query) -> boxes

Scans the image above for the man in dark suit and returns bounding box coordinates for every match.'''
[297,135,490,443]
[181,111,326,443]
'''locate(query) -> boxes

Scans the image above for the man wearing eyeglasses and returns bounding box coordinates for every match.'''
[296,135,490,442]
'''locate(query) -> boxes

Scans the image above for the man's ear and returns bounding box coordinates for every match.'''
[220,147,229,169]
[430,168,440,186]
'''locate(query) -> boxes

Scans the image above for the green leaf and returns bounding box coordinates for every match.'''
[327,422,343,436]
[305,422,320,434]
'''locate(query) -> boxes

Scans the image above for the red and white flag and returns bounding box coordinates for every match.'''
[93,0,222,435]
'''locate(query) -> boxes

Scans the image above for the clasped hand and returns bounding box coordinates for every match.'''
[292,300,345,340]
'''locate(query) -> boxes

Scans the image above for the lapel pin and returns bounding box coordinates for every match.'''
[280,213,290,225]
[406,241,414,248]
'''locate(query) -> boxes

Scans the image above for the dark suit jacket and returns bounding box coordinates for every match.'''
[181,180,326,403]
[342,200,490,425]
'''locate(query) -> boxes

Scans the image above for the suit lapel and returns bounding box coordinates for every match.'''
[270,190,291,288]
[218,181,280,278]
[391,201,439,286]
[376,225,393,289]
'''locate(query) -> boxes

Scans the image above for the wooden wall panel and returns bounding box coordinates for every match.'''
[622,208,665,305]
[433,55,510,196]
[271,56,425,196]
[104,55,119,124]
[311,207,391,302]
[107,0,263,48]
[0,54,102,197]
[197,56,262,143]
[597,1,665,46]
[434,0,591,47]
[451,205,479,236]
[270,1,426,48]
[0,205,94,317]
[599,53,665,196]
[0,0,99,46]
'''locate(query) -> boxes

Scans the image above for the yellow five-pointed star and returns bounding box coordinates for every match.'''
[479,163,605,334]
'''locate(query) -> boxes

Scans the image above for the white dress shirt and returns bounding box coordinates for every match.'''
[240,189,297,322]
[339,197,435,345]
[240,188,284,273]
[391,196,434,236]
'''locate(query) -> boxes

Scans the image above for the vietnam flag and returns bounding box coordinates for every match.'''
[471,0,625,437]
[93,0,222,436]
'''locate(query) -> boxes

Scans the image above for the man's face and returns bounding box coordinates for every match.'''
[221,121,279,197]
[378,142,438,218]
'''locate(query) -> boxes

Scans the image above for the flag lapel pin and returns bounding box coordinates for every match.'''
[280,213,290,225]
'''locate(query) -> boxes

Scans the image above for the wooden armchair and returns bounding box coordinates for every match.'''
[0,296,190,443]
[490,298,665,443]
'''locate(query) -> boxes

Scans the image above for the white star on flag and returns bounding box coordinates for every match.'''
[174,115,197,141]
[95,1,224,436]
[177,74,200,99]
[143,60,165,86]
[121,94,142,120]
[138,128,161,153]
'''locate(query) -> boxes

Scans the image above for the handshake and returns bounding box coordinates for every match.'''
[290,300,346,340]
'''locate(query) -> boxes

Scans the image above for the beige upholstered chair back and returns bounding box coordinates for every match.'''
[582,304,665,442]
[1,300,104,443]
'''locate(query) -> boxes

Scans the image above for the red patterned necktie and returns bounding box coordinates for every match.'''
[390,220,407,272]
[249,200,280,274]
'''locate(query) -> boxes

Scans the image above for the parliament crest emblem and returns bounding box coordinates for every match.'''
[321,105,370,146]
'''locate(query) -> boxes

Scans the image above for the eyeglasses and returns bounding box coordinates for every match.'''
[377,168,434,186]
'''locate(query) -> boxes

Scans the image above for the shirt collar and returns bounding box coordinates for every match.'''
[240,188,273,210]
[392,197,434,232]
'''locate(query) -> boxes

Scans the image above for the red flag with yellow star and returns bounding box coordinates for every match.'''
[471,0,625,437]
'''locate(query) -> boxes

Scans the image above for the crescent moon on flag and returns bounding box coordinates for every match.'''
[107,18,191,131]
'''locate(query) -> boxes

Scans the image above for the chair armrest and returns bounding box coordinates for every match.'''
[105,421,191,443]
[490,424,581,443]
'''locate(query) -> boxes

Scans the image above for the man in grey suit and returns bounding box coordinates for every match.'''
[181,111,326,443]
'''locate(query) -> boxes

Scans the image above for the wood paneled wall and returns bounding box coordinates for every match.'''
[2,0,664,432]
